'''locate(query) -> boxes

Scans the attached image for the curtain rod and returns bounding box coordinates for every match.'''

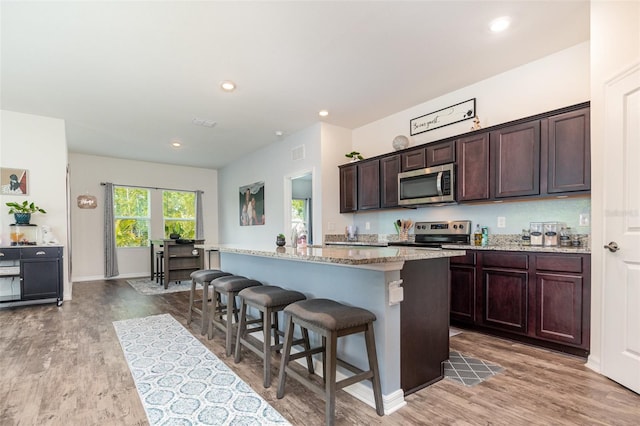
[100,182,203,193]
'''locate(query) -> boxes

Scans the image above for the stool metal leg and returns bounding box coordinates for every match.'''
[200,280,209,335]
[225,292,235,356]
[325,332,338,426]
[263,307,272,387]
[365,324,384,416]
[276,315,295,399]
[234,299,248,363]
[187,278,196,324]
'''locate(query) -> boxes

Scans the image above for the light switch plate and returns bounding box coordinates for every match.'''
[497,216,506,228]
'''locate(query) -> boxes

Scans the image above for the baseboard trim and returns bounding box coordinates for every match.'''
[72,273,148,282]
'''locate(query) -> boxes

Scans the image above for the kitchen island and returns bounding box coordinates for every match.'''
[196,243,465,414]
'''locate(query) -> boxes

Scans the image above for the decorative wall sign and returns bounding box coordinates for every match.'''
[239,181,265,226]
[0,167,28,195]
[410,98,476,136]
[77,194,98,209]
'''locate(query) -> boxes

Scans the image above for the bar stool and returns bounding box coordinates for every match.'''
[234,285,313,388]
[187,269,232,335]
[210,276,263,355]
[277,298,384,425]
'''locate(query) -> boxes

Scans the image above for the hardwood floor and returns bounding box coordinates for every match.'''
[1,278,638,425]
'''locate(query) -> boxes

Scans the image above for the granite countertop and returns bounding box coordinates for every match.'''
[444,243,591,254]
[196,243,466,266]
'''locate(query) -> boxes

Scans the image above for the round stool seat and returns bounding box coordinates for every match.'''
[284,298,376,332]
[239,285,306,308]
[212,276,261,293]
[193,270,232,283]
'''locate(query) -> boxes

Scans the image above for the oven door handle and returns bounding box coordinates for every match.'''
[436,171,443,195]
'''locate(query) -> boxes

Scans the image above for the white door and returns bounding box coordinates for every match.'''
[602,63,640,394]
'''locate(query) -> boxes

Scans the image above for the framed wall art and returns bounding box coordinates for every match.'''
[239,181,265,226]
[410,98,476,136]
[1,167,28,195]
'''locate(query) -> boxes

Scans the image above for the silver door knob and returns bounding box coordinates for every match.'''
[604,241,619,252]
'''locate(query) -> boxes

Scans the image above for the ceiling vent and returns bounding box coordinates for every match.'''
[192,117,217,128]
[291,145,305,161]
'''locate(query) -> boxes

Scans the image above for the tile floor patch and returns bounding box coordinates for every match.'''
[444,351,505,386]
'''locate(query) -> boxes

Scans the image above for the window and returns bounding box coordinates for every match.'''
[114,186,150,247]
[163,191,196,239]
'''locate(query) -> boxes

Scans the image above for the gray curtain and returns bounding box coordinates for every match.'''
[195,190,204,240]
[104,182,119,278]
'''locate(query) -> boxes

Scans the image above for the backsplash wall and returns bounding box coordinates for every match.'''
[345,196,591,237]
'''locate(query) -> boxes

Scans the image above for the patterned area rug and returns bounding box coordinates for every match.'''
[127,278,192,295]
[444,351,505,387]
[113,314,291,425]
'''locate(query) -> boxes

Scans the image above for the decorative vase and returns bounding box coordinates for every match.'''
[14,213,31,224]
[276,237,286,247]
[392,135,410,151]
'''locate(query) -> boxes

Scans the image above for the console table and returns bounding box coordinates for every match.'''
[150,239,204,289]
[0,245,64,307]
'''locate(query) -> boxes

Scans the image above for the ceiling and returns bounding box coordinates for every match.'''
[1,1,590,169]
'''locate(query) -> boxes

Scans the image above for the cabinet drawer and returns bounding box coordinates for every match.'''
[450,252,476,266]
[0,249,20,260]
[482,252,528,270]
[536,255,583,273]
[21,247,61,258]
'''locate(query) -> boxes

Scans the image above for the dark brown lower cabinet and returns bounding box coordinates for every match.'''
[534,254,590,348]
[450,252,476,324]
[482,268,529,333]
[450,250,590,357]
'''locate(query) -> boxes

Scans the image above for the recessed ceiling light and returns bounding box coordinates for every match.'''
[489,16,511,33]
[275,130,284,137]
[318,110,329,117]
[171,140,182,148]
[220,80,236,91]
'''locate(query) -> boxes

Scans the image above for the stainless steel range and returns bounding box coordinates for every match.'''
[388,220,471,248]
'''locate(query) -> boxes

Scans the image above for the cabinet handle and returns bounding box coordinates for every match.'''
[36,251,46,255]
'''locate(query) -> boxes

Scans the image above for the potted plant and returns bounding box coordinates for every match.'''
[6,200,46,225]
[345,151,364,162]
[276,233,286,247]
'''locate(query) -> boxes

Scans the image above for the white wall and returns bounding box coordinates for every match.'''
[588,0,640,370]
[353,42,590,158]
[320,123,354,239]
[0,110,70,299]
[68,153,218,281]
[218,124,323,244]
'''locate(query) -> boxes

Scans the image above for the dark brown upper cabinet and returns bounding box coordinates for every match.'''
[401,148,426,171]
[426,140,455,167]
[541,107,591,194]
[381,155,401,208]
[491,120,541,199]
[357,159,380,210]
[339,163,357,213]
[456,133,490,201]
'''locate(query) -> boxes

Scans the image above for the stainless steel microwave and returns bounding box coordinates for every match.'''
[397,163,455,206]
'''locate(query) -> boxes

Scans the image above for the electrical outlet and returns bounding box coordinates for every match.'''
[497,216,506,228]
[579,213,590,226]
[365,222,371,230]
[327,222,335,232]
